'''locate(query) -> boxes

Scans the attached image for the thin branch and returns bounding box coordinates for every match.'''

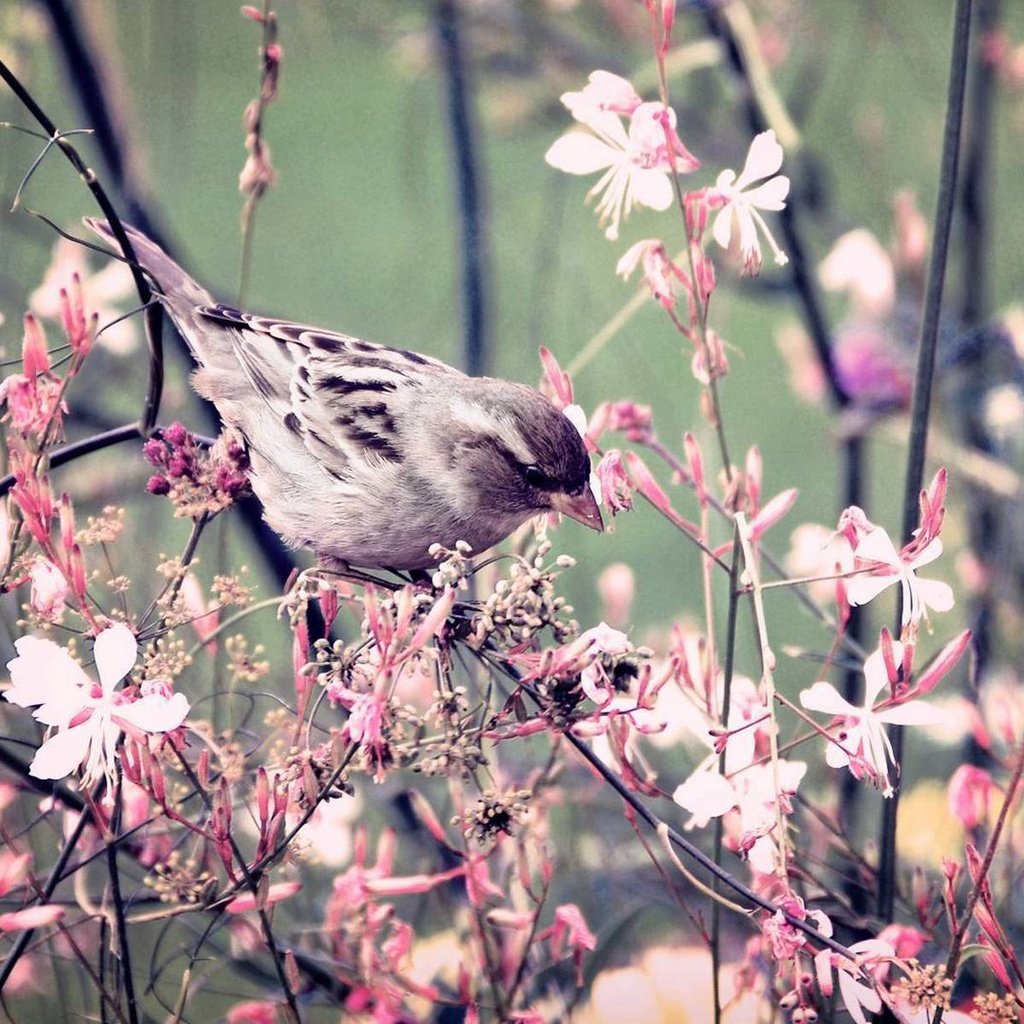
[0,57,164,434]
[105,771,140,1024]
[880,0,974,925]
[436,0,490,376]
[701,6,849,410]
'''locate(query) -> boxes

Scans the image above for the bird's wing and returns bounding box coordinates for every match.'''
[197,304,464,480]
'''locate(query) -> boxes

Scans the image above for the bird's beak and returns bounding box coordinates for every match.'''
[550,489,604,533]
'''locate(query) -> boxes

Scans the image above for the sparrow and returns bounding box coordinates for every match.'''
[86,220,603,570]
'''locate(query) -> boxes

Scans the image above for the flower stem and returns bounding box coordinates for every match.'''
[879,0,975,925]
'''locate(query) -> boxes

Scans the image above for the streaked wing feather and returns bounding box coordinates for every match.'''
[197,304,463,481]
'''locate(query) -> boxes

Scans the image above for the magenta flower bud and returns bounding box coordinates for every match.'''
[163,422,188,447]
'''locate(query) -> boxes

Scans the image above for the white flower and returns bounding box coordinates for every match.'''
[546,90,699,241]
[559,70,642,120]
[799,643,945,797]
[814,939,894,1024]
[818,228,896,318]
[577,622,630,704]
[4,623,189,789]
[711,130,790,274]
[846,526,954,628]
[29,558,68,621]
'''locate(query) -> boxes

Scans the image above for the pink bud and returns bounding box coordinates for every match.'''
[538,346,573,407]
[0,852,31,899]
[240,5,264,22]
[21,314,50,377]
[406,789,449,845]
[748,488,798,542]
[914,629,971,696]
[69,545,87,602]
[947,765,995,830]
[979,937,1013,989]
[624,451,671,514]
[0,904,65,932]
[225,881,302,914]
[318,583,339,635]
[684,433,706,505]
[58,493,75,553]
[292,618,311,710]
[256,766,270,824]
[410,587,455,649]
[597,563,635,627]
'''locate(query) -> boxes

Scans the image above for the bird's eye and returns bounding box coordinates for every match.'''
[524,465,547,489]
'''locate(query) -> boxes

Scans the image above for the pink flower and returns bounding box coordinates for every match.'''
[819,229,896,318]
[846,525,954,630]
[226,1000,280,1024]
[0,904,65,933]
[3,623,189,789]
[0,851,31,899]
[833,321,914,410]
[762,894,832,961]
[540,903,596,984]
[597,563,635,628]
[30,237,136,354]
[799,641,946,797]
[578,622,631,705]
[710,130,790,274]
[0,316,68,441]
[947,764,996,830]
[559,70,641,119]
[591,399,654,444]
[785,523,854,603]
[546,75,698,241]
[814,939,893,1024]
[595,450,634,516]
[673,759,806,874]
[616,238,689,310]
[29,558,68,621]
[225,881,302,914]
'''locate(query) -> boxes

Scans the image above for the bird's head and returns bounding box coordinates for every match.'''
[444,382,604,534]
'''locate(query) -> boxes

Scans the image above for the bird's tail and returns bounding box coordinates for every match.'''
[83,219,223,369]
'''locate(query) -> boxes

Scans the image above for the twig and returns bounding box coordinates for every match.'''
[880,0,974,925]
[931,735,1024,1024]
[105,770,140,1024]
[436,0,490,376]
[958,0,1000,328]
[0,57,164,434]
[701,5,848,410]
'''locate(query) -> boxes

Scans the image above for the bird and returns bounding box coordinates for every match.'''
[85,220,603,571]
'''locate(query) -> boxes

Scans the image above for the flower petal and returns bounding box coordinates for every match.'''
[854,526,901,568]
[825,738,853,768]
[800,681,859,717]
[6,636,88,714]
[735,130,784,190]
[837,970,881,1024]
[94,623,137,693]
[630,168,674,211]
[545,132,618,176]
[29,724,92,781]
[115,692,189,734]
[845,572,899,608]
[909,537,943,569]
[672,770,737,827]
[917,578,954,613]
[877,701,947,727]
[739,175,790,212]
[711,206,734,250]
